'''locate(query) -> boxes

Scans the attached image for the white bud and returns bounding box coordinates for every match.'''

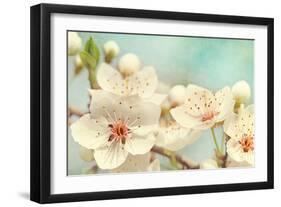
[200,159,218,169]
[161,98,171,111]
[75,55,83,68]
[103,41,119,57]
[168,85,187,107]
[79,146,94,162]
[68,32,82,56]
[232,80,251,104]
[74,55,84,75]
[118,53,141,76]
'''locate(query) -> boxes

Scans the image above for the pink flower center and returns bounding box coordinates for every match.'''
[201,111,219,122]
[239,135,254,152]
[108,120,129,144]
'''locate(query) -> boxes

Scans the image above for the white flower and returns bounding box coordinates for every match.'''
[168,85,187,107]
[118,53,141,76]
[112,153,160,173]
[170,84,234,130]
[200,159,218,169]
[156,119,201,151]
[70,90,161,169]
[97,62,158,99]
[232,80,251,104]
[68,32,82,56]
[224,105,254,166]
[104,41,120,58]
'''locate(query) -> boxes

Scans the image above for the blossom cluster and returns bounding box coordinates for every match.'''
[69,34,255,173]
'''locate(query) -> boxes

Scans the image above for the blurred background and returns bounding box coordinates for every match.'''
[67,31,254,175]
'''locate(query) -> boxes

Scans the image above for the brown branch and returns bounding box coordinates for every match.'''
[151,146,199,170]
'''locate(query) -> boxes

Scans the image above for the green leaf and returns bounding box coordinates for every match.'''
[80,37,100,70]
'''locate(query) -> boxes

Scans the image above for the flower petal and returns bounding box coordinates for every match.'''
[145,93,167,105]
[125,101,161,130]
[89,90,127,121]
[226,138,254,166]
[226,138,244,163]
[125,133,156,155]
[94,141,128,169]
[156,124,201,151]
[224,105,254,140]
[112,153,151,173]
[96,63,126,96]
[129,66,158,98]
[214,87,234,122]
[170,105,214,130]
[70,114,109,149]
[185,84,215,115]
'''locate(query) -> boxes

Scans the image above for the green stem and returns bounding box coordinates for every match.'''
[87,68,99,89]
[210,127,220,152]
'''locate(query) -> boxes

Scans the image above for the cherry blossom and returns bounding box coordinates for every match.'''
[171,84,234,130]
[70,90,161,169]
[224,105,254,166]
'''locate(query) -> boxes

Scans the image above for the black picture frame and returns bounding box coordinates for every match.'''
[30,3,274,204]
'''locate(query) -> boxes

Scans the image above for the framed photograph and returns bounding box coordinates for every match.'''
[30,3,274,203]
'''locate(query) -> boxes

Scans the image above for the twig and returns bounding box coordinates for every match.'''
[151,146,199,170]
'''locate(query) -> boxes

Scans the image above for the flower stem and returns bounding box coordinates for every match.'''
[87,68,99,89]
[210,127,220,152]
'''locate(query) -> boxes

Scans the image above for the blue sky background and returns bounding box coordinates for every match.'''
[67,31,254,175]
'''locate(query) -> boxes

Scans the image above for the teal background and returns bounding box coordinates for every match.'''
[67,32,254,175]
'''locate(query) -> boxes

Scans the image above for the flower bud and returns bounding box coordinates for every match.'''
[168,85,187,107]
[74,55,84,75]
[118,53,141,76]
[232,80,251,104]
[68,32,82,56]
[104,41,119,63]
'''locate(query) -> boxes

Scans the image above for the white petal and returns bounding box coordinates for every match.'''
[170,105,214,130]
[70,114,109,149]
[156,124,201,151]
[200,159,218,169]
[223,112,240,139]
[226,138,245,163]
[226,138,254,167]
[126,101,161,129]
[130,66,158,98]
[112,153,151,173]
[125,133,156,155]
[96,63,126,96]
[133,125,158,137]
[186,84,215,115]
[168,85,187,106]
[145,93,167,105]
[94,141,128,169]
[89,90,127,120]
[214,87,235,122]
[224,105,254,140]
